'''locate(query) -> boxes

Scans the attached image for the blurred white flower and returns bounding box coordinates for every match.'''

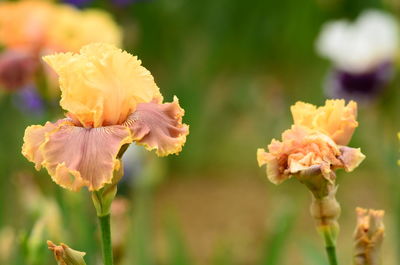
[316,10,399,73]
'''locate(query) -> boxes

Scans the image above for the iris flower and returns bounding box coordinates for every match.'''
[0,0,121,91]
[22,43,189,191]
[316,10,398,102]
[257,100,365,185]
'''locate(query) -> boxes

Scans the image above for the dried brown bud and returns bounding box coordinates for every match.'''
[47,241,87,265]
[353,208,385,265]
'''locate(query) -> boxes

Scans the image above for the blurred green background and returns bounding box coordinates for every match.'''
[1,0,400,264]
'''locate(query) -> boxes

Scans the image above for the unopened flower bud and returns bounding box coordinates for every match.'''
[47,241,87,265]
[353,208,385,265]
[310,186,341,243]
[92,184,118,217]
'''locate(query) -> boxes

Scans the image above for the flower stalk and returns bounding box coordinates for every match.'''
[309,183,341,265]
[98,214,113,265]
[92,186,117,265]
[92,181,119,265]
[92,167,121,265]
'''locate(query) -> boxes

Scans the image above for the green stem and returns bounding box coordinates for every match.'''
[322,228,338,265]
[98,214,113,265]
[325,245,338,265]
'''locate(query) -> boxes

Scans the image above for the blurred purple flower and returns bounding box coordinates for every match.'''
[13,86,44,116]
[63,0,93,8]
[325,62,394,103]
[113,0,151,7]
[64,0,150,8]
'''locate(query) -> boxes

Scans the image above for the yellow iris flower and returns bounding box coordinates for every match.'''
[22,43,189,191]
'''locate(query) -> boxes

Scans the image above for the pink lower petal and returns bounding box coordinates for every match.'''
[22,119,133,191]
[124,97,189,156]
[22,119,70,170]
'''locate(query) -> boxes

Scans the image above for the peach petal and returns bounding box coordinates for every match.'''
[124,96,189,156]
[22,119,70,170]
[22,119,133,191]
[257,125,364,185]
[257,148,288,184]
[339,146,366,172]
[41,123,132,191]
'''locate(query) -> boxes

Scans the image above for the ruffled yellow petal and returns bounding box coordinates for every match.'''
[291,99,358,145]
[43,43,162,128]
[124,96,189,156]
[22,119,133,191]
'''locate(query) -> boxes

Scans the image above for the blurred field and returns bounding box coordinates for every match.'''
[1,0,400,264]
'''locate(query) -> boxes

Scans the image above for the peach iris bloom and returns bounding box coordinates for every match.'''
[257,100,365,184]
[22,43,189,191]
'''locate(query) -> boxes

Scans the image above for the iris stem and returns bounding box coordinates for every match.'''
[98,214,113,265]
[325,245,338,265]
[322,228,338,265]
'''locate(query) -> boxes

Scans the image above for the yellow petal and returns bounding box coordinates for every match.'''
[291,99,358,145]
[43,43,162,127]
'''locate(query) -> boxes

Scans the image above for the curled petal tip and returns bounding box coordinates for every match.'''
[125,98,189,157]
[257,147,286,185]
[256,148,267,167]
[339,146,366,172]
